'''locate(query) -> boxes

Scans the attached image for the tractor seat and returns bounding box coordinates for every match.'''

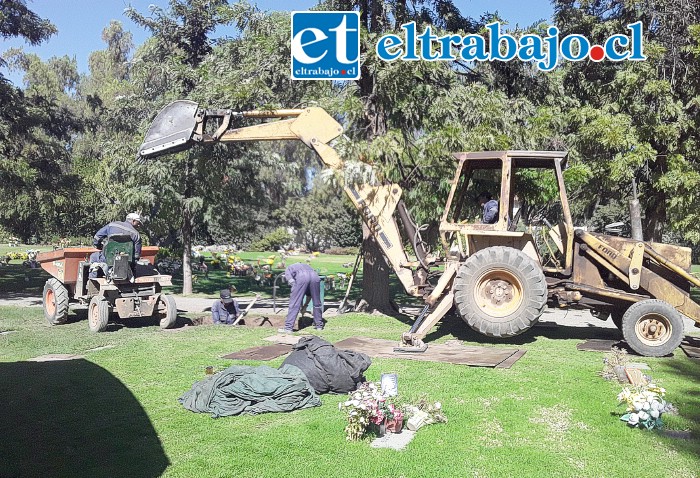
[103,234,134,282]
[103,234,135,265]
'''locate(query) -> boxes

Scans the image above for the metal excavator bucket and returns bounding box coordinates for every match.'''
[138,100,200,159]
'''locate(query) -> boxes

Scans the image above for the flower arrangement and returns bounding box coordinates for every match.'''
[338,383,447,440]
[5,251,29,262]
[601,346,629,381]
[404,395,448,430]
[618,384,671,429]
[338,382,408,440]
[338,382,383,440]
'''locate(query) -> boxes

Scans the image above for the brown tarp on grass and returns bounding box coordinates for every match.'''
[333,337,525,368]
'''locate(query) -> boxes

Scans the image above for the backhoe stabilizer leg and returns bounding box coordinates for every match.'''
[394,292,455,353]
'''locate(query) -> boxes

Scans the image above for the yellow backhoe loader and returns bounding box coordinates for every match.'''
[139,101,700,357]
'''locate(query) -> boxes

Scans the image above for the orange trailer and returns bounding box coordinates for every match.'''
[37,246,176,332]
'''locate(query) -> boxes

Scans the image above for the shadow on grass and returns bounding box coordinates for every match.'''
[0,264,50,294]
[658,358,700,457]
[69,309,191,332]
[0,359,169,477]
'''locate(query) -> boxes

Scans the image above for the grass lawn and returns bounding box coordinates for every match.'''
[1,305,698,478]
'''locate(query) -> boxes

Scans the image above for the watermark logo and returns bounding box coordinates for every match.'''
[291,11,360,80]
[375,21,646,71]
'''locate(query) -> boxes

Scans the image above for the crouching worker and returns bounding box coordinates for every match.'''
[278,263,324,334]
[212,289,244,325]
[89,212,143,278]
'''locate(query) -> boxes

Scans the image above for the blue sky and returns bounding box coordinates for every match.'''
[1,0,554,86]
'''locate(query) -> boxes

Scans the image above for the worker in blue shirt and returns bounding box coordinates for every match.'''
[93,212,143,259]
[278,263,324,333]
[89,212,142,278]
[477,191,499,224]
[211,289,243,325]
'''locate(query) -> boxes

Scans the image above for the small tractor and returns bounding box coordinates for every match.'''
[138,100,700,356]
[36,238,177,332]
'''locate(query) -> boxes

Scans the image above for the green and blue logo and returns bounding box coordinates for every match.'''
[291,11,360,80]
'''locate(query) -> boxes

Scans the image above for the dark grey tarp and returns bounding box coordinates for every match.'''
[178,364,321,418]
[281,336,371,394]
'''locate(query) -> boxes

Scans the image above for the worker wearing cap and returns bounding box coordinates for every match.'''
[278,263,324,333]
[211,289,242,325]
[89,213,143,278]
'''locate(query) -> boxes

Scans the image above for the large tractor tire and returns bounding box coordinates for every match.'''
[156,294,178,329]
[88,296,110,333]
[621,299,684,357]
[453,246,547,337]
[43,278,70,325]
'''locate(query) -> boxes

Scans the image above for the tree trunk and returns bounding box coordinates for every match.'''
[628,178,642,241]
[357,223,392,313]
[182,156,194,295]
[355,2,391,312]
[644,196,666,243]
[182,206,193,295]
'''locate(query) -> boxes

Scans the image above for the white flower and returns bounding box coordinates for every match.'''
[642,401,651,411]
[650,409,660,419]
[632,398,645,412]
[638,411,649,421]
[628,413,640,426]
[617,388,632,402]
[434,402,442,409]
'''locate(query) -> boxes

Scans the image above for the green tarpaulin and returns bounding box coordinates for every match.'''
[178,364,321,418]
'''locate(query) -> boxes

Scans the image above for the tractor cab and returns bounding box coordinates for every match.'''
[440,150,574,275]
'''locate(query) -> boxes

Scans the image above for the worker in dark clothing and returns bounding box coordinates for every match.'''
[89,212,143,278]
[477,191,499,224]
[278,263,324,333]
[211,289,243,325]
[93,212,142,259]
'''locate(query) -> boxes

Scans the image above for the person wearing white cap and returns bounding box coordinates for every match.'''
[90,213,143,271]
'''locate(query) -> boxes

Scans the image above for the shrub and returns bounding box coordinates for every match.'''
[325,246,360,256]
[248,228,293,252]
[156,246,183,261]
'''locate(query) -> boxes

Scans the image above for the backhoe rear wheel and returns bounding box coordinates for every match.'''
[43,278,70,325]
[621,299,683,357]
[88,296,110,333]
[453,246,547,337]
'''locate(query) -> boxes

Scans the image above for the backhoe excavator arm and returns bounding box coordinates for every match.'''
[138,100,426,297]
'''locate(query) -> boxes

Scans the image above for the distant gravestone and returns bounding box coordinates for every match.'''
[370,430,416,450]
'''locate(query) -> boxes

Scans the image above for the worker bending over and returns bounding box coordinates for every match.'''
[278,263,324,333]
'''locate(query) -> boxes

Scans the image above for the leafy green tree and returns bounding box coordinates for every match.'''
[280,177,361,251]
[0,1,73,242]
[1,47,83,241]
[553,0,700,242]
